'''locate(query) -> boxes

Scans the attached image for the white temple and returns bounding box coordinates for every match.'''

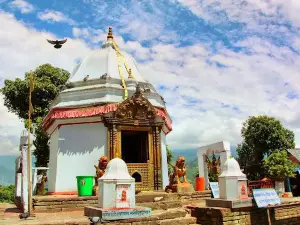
[42,27,172,194]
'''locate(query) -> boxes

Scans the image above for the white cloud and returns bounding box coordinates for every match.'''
[136,37,300,150]
[0,11,91,155]
[0,94,24,156]
[37,10,75,25]
[72,27,105,44]
[85,0,179,43]
[2,0,300,156]
[9,0,34,14]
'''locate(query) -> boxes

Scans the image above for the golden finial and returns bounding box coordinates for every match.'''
[128,68,133,79]
[229,154,233,159]
[107,27,113,40]
[115,152,119,158]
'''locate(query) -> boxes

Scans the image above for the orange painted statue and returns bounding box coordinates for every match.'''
[92,156,109,196]
[165,156,190,192]
[121,190,127,201]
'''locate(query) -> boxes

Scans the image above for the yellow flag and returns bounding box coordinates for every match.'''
[29,73,34,114]
[29,102,34,114]
[29,73,34,93]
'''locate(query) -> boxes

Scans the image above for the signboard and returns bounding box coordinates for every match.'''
[116,184,130,208]
[209,182,219,198]
[252,188,281,208]
[102,207,151,220]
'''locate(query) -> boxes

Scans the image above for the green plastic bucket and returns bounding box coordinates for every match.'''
[76,176,94,196]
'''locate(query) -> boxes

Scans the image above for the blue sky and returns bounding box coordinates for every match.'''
[0,0,300,155]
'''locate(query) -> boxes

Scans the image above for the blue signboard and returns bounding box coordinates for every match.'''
[252,188,281,208]
[209,182,219,198]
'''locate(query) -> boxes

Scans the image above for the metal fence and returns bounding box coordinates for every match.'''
[248,179,274,196]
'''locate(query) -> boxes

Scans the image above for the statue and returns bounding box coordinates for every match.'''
[36,175,47,195]
[121,190,127,201]
[92,156,109,196]
[165,156,194,193]
[206,152,221,182]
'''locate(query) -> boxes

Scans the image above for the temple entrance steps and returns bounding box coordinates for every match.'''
[32,191,211,213]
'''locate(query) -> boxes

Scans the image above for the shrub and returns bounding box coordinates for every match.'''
[0,185,15,203]
[263,150,296,181]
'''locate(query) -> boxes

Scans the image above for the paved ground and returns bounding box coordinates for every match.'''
[0,203,90,225]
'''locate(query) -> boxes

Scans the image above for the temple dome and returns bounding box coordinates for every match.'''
[69,28,145,83]
[219,157,246,177]
[43,27,172,134]
[100,158,134,180]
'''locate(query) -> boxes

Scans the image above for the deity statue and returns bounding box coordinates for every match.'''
[211,153,221,174]
[92,155,109,196]
[36,175,47,195]
[121,190,127,201]
[206,152,221,181]
[165,156,193,193]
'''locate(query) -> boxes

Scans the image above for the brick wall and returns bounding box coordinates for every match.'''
[190,203,300,225]
[288,154,299,164]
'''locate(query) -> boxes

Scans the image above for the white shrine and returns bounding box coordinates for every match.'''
[219,156,248,200]
[206,155,251,208]
[85,157,151,221]
[98,157,135,209]
[42,27,172,194]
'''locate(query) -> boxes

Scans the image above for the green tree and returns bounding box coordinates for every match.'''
[237,115,295,180]
[1,64,70,167]
[0,185,15,203]
[263,150,296,180]
[166,145,173,175]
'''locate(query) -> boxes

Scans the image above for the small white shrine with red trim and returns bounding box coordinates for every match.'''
[42,27,172,194]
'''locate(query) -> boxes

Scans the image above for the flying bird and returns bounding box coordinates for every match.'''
[47,39,67,49]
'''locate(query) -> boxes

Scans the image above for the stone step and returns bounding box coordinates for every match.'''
[157,215,197,225]
[97,208,189,225]
[15,208,193,225]
[33,200,185,213]
[32,191,212,213]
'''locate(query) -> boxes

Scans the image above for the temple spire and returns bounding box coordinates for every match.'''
[107,27,114,40]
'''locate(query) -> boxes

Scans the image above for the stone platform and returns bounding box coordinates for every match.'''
[32,190,211,212]
[0,203,197,225]
[206,198,255,208]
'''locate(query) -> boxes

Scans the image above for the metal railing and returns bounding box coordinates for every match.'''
[248,179,274,196]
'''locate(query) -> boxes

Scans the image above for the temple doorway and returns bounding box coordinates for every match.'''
[121,130,149,163]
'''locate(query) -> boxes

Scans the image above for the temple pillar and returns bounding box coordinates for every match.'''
[107,124,118,159]
[152,126,162,190]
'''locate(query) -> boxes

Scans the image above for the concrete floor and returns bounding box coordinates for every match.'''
[0,203,90,225]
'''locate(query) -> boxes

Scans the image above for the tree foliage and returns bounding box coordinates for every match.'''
[166,145,173,175]
[1,64,70,166]
[237,115,295,180]
[0,185,15,203]
[263,150,296,180]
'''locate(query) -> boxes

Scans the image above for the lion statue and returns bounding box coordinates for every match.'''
[165,156,188,192]
[92,155,109,196]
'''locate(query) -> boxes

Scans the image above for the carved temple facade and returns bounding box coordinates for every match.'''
[42,28,172,194]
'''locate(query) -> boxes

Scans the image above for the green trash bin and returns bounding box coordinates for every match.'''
[76,176,94,196]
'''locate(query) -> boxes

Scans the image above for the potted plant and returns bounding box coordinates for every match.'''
[263,150,296,195]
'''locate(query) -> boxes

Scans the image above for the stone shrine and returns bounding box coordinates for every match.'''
[206,155,253,208]
[84,157,151,222]
[218,155,248,200]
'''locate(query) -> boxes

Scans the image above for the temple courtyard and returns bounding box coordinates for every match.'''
[2,192,300,225]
